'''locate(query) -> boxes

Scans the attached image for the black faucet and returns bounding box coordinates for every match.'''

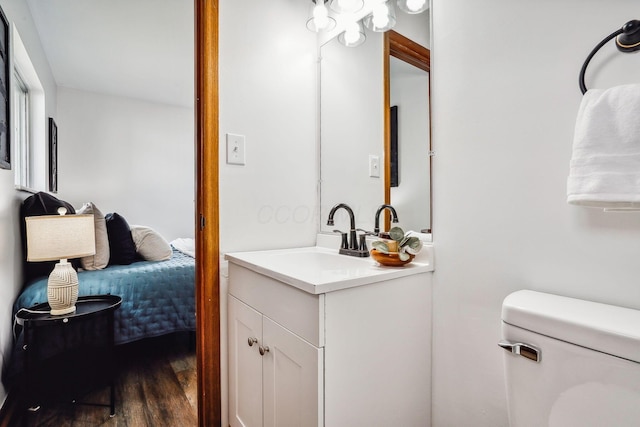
[327,203,369,257]
[374,204,399,235]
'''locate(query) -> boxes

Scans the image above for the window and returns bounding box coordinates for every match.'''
[13,70,29,187]
[12,26,46,191]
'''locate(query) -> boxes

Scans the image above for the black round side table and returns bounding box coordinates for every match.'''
[15,294,122,417]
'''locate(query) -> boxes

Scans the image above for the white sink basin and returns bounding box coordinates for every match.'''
[225,245,433,294]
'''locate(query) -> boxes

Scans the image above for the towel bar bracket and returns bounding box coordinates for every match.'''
[579,19,640,95]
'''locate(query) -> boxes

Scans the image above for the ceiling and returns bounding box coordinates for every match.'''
[25,0,194,108]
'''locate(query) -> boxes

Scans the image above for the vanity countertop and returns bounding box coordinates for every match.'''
[225,239,433,295]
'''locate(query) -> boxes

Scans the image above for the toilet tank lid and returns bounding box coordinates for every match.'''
[502,290,640,363]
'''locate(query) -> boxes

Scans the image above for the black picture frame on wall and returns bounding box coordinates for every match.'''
[0,6,10,170]
[390,105,399,187]
[49,118,58,193]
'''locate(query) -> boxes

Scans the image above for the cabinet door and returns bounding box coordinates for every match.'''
[229,296,264,427]
[262,316,323,427]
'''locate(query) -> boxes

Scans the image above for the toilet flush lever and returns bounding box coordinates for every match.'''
[498,340,541,363]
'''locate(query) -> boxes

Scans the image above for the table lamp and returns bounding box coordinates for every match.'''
[25,207,96,315]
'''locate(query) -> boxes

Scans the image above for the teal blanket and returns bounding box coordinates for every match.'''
[14,249,195,344]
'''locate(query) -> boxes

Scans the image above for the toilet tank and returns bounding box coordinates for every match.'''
[500,290,640,427]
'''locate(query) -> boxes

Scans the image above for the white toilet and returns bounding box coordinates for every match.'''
[500,290,640,427]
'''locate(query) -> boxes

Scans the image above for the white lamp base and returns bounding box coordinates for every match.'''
[47,261,78,315]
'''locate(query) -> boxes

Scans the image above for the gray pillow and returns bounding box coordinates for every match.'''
[77,202,110,270]
[130,225,172,261]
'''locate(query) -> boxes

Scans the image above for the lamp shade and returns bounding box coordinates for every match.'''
[26,214,96,262]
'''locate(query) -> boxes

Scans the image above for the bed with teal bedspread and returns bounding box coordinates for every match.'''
[13,248,195,344]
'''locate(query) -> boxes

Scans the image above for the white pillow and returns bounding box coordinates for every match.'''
[130,225,172,261]
[76,202,110,270]
[170,237,195,258]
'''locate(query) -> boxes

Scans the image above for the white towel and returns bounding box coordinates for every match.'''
[567,84,640,209]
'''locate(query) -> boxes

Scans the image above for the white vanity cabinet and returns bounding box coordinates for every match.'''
[228,295,323,427]
[228,264,325,427]
[227,248,432,427]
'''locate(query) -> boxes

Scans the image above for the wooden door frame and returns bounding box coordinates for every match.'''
[195,1,221,426]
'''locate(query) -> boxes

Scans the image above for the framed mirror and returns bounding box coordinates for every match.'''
[319,12,431,235]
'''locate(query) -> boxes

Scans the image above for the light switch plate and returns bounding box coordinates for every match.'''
[369,155,380,178]
[226,133,246,165]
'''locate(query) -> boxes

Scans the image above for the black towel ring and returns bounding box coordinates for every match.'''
[579,19,640,95]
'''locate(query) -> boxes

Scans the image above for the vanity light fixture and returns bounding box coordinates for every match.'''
[308,0,428,47]
[363,0,396,32]
[307,0,337,32]
[330,0,364,14]
[338,20,367,47]
[396,0,429,14]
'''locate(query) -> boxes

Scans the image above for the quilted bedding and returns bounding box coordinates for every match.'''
[13,248,195,345]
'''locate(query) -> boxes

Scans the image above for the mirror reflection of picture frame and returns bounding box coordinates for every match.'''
[49,118,57,192]
[0,6,10,170]
[390,105,398,187]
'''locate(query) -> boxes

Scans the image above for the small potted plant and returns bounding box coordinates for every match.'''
[370,226,423,266]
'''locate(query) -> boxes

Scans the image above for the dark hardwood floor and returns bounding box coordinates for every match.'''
[17,333,197,427]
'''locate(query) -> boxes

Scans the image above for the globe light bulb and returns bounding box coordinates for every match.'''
[371,3,390,29]
[400,0,427,13]
[330,0,364,14]
[313,3,330,29]
[407,0,426,11]
[344,21,360,45]
[307,0,336,32]
[364,0,396,32]
[338,19,365,47]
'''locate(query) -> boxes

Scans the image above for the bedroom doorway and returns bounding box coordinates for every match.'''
[195,1,222,426]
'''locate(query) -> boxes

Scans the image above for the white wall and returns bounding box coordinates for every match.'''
[432,1,640,425]
[219,0,318,254]
[0,0,57,405]
[56,87,194,242]
[219,0,318,425]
